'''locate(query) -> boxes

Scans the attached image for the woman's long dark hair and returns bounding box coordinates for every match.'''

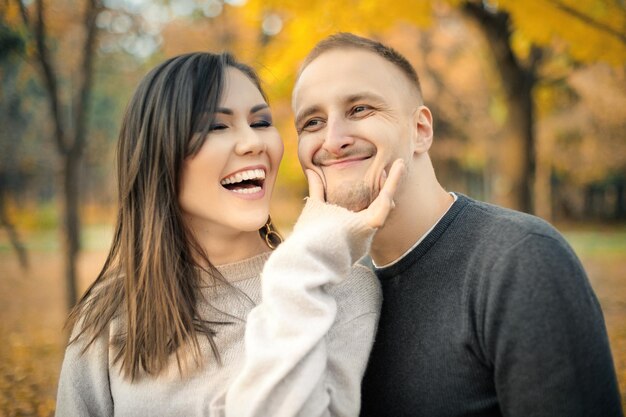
[67,52,268,380]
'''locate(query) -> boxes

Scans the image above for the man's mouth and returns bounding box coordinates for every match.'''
[320,155,373,169]
[322,155,369,167]
[220,168,266,194]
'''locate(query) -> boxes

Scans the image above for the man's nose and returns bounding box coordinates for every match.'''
[235,125,266,155]
[323,117,355,155]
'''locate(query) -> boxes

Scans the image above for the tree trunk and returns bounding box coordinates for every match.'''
[534,133,554,222]
[17,0,101,310]
[62,152,81,309]
[615,177,625,221]
[0,181,29,270]
[463,2,537,213]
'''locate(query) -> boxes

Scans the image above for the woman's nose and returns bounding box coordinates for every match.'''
[235,126,266,155]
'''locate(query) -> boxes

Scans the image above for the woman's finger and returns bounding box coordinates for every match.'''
[305,169,326,201]
[378,159,405,204]
[363,159,406,228]
[377,168,388,195]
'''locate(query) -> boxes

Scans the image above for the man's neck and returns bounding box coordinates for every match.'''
[370,169,452,266]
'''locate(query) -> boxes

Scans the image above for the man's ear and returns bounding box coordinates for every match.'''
[412,105,434,154]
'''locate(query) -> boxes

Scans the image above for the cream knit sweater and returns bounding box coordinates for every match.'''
[55,199,382,416]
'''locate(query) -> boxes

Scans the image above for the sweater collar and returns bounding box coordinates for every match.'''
[214,251,272,283]
[375,193,470,281]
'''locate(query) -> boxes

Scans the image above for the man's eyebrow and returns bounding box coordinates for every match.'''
[345,92,386,105]
[294,105,321,127]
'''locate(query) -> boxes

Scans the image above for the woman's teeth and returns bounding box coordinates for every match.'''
[220,169,265,194]
[220,168,265,185]
[230,186,262,194]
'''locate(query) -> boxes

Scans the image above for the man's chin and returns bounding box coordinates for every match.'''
[326,181,375,213]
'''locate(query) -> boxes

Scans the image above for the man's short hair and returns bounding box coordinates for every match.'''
[298,32,423,97]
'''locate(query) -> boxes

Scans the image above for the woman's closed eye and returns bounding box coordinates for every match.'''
[251,119,272,128]
[209,123,228,131]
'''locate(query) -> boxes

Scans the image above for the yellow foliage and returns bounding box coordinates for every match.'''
[0,330,61,417]
[500,0,626,65]
[538,63,626,184]
[233,0,626,101]
[3,1,23,26]
[236,0,436,99]
[223,0,626,192]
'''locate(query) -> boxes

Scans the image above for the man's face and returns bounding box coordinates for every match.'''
[293,48,422,211]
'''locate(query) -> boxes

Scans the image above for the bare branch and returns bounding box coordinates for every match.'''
[72,0,102,156]
[15,0,30,26]
[32,0,67,154]
[546,0,626,44]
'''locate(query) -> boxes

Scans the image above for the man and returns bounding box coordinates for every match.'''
[292,32,623,417]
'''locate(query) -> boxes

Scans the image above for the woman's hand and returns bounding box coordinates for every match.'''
[305,158,406,229]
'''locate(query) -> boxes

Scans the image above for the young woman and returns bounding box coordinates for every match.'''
[55,52,403,416]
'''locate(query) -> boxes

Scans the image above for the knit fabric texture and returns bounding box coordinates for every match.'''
[360,193,622,417]
[56,198,382,417]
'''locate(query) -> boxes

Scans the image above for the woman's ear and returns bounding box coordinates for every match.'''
[412,105,434,154]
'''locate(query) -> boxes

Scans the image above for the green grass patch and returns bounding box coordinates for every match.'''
[0,224,114,253]
[562,227,626,259]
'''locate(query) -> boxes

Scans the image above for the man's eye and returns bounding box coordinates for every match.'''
[302,119,323,130]
[352,105,370,115]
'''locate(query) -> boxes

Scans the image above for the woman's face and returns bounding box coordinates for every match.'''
[179,67,284,236]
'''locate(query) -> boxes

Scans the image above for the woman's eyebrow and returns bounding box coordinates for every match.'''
[215,103,269,115]
[216,108,233,115]
[250,103,269,114]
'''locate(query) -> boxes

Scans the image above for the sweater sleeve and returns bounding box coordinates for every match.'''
[211,198,381,417]
[481,233,622,417]
[55,328,114,417]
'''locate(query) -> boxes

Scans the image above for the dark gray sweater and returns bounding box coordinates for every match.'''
[361,194,622,417]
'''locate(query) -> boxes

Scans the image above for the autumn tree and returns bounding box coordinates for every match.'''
[10,0,102,309]
[0,20,29,269]
[461,0,626,214]
[236,0,626,215]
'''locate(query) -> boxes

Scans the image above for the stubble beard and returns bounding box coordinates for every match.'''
[312,144,378,212]
[326,180,375,212]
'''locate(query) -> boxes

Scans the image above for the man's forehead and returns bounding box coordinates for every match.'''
[293,48,417,112]
[295,50,391,100]
[298,48,390,84]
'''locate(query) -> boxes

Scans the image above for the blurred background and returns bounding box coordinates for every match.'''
[0,0,625,414]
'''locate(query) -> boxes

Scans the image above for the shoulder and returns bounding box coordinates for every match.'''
[465,196,560,237]
[457,200,593,315]
[455,194,572,257]
[452,195,588,300]
[69,274,123,344]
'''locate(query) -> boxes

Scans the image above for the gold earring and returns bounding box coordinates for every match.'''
[261,216,283,249]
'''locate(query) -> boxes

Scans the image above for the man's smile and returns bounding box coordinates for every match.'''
[320,155,373,169]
